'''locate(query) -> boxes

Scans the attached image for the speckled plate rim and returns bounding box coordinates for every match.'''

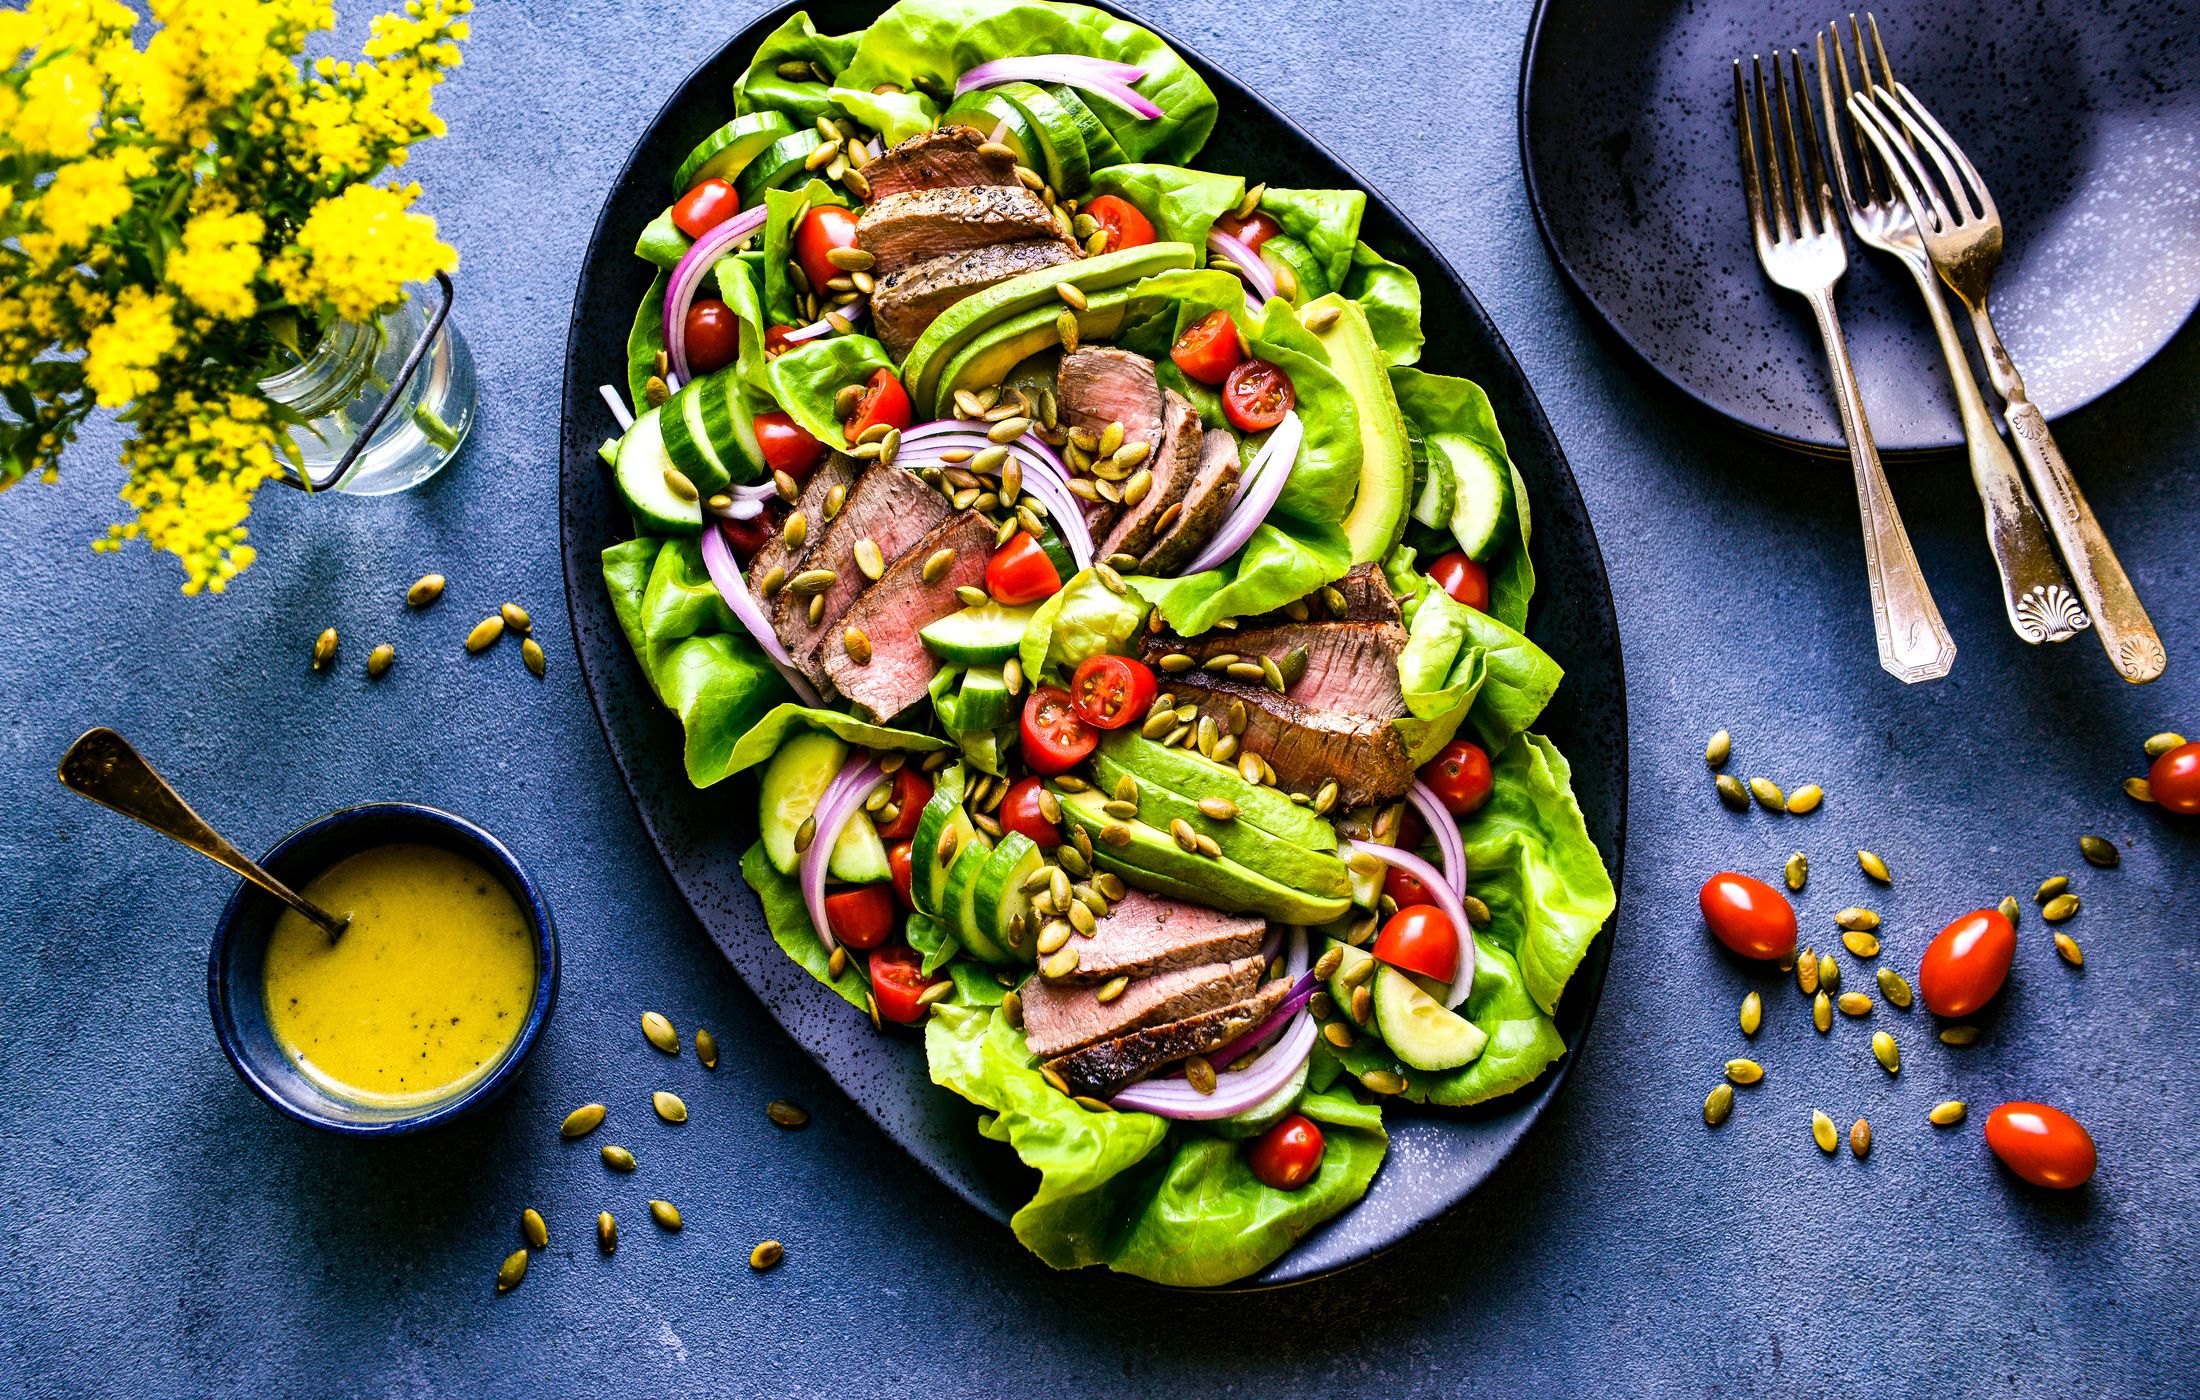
[560,0,1626,1289]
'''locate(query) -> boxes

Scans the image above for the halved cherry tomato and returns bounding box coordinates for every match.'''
[684,299,740,375]
[794,205,861,298]
[1382,864,1432,909]
[887,840,916,910]
[1019,686,1097,775]
[844,366,911,445]
[825,884,897,950]
[873,767,932,842]
[1985,1102,2097,1189]
[1420,740,1493,815]
[1247,1113,1325,1191]
[868,944,934,1024]
[2149,741,2200,814]
[998,776,1061,849]
[1070,655,1157,730]
[764,324,797,356]
[1222,357,1294,432]
[1428,551,1491,613]
[1214,208,1283,252]
[755,410,824,482]
[1374,903,1460,983]
[1698,872,1797,961]
[1170,309,1244,387]
[671,177,740,239]
[1082,193,1155,254]
[985,530,1062,607]
[718,512,775,562]
[1916,908,2016,1017]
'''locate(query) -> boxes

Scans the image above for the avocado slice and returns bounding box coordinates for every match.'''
[1302,293,1413,564]
[933,290,1130,411]
[901,242,1196,412]
[1053,788,1352,924]
[1090,748,1349,899]
[1094,733,1337,852]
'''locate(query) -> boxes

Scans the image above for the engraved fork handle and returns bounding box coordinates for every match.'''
[1965,300,2164,683]
[1805,288,1957,683]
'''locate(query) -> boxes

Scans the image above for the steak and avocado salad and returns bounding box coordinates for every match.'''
[597,0,1614,1287]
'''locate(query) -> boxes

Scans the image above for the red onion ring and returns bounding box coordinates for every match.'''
[664,206,769,382]
[1181,410,1301,576]
[1108,928,1313,1120]
[896,423,1092,569]
[1407,781,1467,901]
[1205,227,1277,305]
[699,521,824,705]
[797,756,882,953]
[1350,840,1475,1009]
[783,298,870,344]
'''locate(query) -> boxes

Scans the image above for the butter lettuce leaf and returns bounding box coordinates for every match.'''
[1389,365,1531,630]
[634,209,690,272]
[741,842,875,1012]
[761,179,850,330]
[763,333,894,447]
[1461,608,1561,752]
[1392,582,1489,763]
[1128,516,1352,638]
[1257,187,1366,290]
[1459,732,1614,1018]
[733,11,861,125]
[724,702,948,777]
[625,536,789,786]
[1019,565,1151,687]
[1089,163,1245,250]
[625,270,669,409]
[1343,242,1421,367]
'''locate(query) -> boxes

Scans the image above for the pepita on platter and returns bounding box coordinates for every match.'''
[1835,907,1879,932]
[367,643,395,679]
[500,603,532,634]
[522,638,546,677]
[2144,731,2186,758]
[406,573,446,608]
[1818,952,1840,993]
[1813,991,1832,1034]
[1797,949,1819,995]
[311,628,338,670]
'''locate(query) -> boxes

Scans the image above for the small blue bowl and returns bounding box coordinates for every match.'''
[207,802,559,1135]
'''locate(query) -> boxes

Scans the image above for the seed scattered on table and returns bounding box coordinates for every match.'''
[1811,1110,1838,1154]
[653,1090,688,1123]
[311,627,339,671]
[767,1099,810,1129]
[1871,1030,1900,1075]
[2145,731,2186,758]
[1725,1058,1763,1085]
[521,1208,548,1250]
[2042,893,2080,924]
[649,1200,683,1232]
[2078,834,2118,868]
[1704,1083,1734,1126]
[1739,991,1762,1036]
[496,1248,528,1293]
[2036,875,2070,903]
[1784,851,1807,891]
[601,1144,636,1172]
[367,643,395,679]
[500,603,532,634]
[1813,991,1832,1034]
[1704,729,1731,768]
[1876,967,1913,1009]
[465,616,504,653]
[1857,850,1891,884]
[560,1103,606,1139]
[522,637,546,677]
[695,1029,718,1070]
[642,1011,679,1055]
[1715,774,1750,811]
[1785,783,1823,815]
[1837,992,1872,1017]
[597,1212,617,1254]
[2054,932,2084,966]
[1998,895,2021,927]
[750,1240,785,1271]
[1930,1100,1968,1127]
[1842,930,1880,958]
[406,573,445,608]
[1748,777,1786,812]
[1849,1118,1871,1159]
[1835,907,1879,932]
[1939,1024,1980,1047]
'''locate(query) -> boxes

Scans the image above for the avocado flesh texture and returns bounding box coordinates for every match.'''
[1090,748,1349,899]
[1095,733,1337,852]
[1053,788,1351,924]
[1303,293,1412,565]
[935,292,1129,410]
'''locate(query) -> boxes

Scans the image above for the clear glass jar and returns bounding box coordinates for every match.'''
[258,283,476,496]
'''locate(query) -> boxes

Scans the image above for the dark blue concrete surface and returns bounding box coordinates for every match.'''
[3,2,2195,1394]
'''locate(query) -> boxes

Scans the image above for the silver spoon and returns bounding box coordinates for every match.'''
[58,727,351,941]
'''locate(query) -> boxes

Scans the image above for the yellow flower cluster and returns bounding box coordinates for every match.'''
[169,207,268,320]
[84,288,182,408]
[272,182,458,323]
[97,387,283,595]
[134,0,333,148]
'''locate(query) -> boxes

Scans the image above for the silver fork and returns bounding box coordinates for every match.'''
[1849,76,2165,683]
[1818,16,2085,647]
[1735,49,1955,684]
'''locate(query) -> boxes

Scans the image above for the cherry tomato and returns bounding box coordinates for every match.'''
[1222,357,1295,432]
[1393,802,1426,855]
[984,530,1062,607]
[1246,1113,1325,1191]
[1019,686,1097,775]
[1428,552,1491,612]
[1373,903,1461,983]
[872,767,932,842]
[1916,908,2016,1017]
[997,776,1061,849]
[1420,740,1494,815]
[868,944,935,1024]
[1382,864,1432,908]
[763,324,797,356]
[1169,309,1245,387]
[2148,741,2200,815]
[824,884,897,951]
[1697,872,1798,961]
[1985,1102,2097,1189]
[1214,208,1283,251]
[887,840,916,910]
[755,410,824,482]
[1070,655,1157,730]
[670,177,740,239]
[844,366,912,445]
[684,299,740,375]
[794,205,861,298]
[718,512,774,562]
[1082,193,1156,254]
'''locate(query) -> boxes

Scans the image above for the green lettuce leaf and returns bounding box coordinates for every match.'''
[1243,296,1362,527]
[603,537,659,659]
[1489,462,1535,633]
[723,702,948,777]
[732,12,861,125]
[1127,516,1352,638]
[1019,565,1150,687]
[1461,607,1562,752]
[628,536,789,785]
[1460,732,1614,1017]
[1389,365,1532,629]
[1088,163,1245,249]
[906,910,961,977]
[829,84,938,146]
[635,209,690,272]
[741,842,875,1011]
[1392,582,1489,763]
[1342,242,1421,367]
[764,333,894,446]
[761,179,851,329]
[1257,187,1365,290]
[625,270,669,409]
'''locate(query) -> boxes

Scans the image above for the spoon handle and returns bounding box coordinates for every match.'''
[57,728,349,940]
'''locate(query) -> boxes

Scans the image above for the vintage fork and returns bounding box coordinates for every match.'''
[1818,16,2084,647]
[1735,49,1955,684]
[1849,77,2164,682]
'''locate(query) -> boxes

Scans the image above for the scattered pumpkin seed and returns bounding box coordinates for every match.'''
[1784,851,1807,891]
[1818,952,1840,993]
[2125,776,2155,804]
[1038,1064,1071,1094]
[1871,1031,1900,1074]
[1849,1118,1871,1158]
[1785,783,1823,815]
[2036,875,2070,903]
[653,1090,688,1124]
[1705,729,1732,768]
[852,538,884,582]
[1998,895,2021,927]
[366,643,395,679]
[1748,777,1786,812]
[1704,1082,1735,1126]
[790,567,838,598]
[1461,895,1492,926]
[1857,850,1891,883]
[1813,991,1832,1034]
[1314,779,1340,815]
[500,603,532,634]
[1313,946,1344,982]
[1939,1024,1980,1047]
[2041,893,2080,923]
[561,1104,606,1139]
[935,822,960,866]
[1359,1068,1406,1095]
[2078,835,2118,868]
[1323,1021,1356,1050]
[311,627,339,670]
[794,815,817,855]
[497,1248,528,1293]
[2054,932,2084,966]
[695,1029,718,1070]
[601,1144,636,1172]
[1929,1100,1968,1127]
[842,626,872,665]
[642,1011,679,1055]
[1812,1110,1838,1154]
[1179,1055,1217,1095]
[2144,731,2185,758]
[1725,1058,1764,1085]
[649,1200,683,1232]
[1797,949,1820,995]
[466,616,504,653]
[1739,991,1762,1036]
[597,1212,617,1254]
[522,638,546,677]
[522,1208,549,1250]
[750,1240,785,1271]
[663,466,698,503]
[1842,930,1881,958]
[764,1099,812,1130]
[1042,948,1080,979]
[1715,774,1749,811]
[1835,907,1879,932]
[1876,967,1913,1008]
[407,573,446,608]
[1001,990,1025,1028]
[1837,991,1872,1017]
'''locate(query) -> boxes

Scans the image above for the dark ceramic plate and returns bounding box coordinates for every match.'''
[1520,0,2200,455]
[560,0,1626,1286]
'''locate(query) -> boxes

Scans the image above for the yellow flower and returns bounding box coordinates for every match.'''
[134,0,332,145]
[16,53,105,158]
[272,183,456,323]
[168,208,266,318]
[35,150,149,248]
[106,388,283,594]
[84,287,181,407]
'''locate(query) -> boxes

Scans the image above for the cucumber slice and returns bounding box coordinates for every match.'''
[756,730,895,882]
[735,130,827,204]
[1410,422,1455,531]
[675,112,796,193]
[700,369,766,484]
[1371,964,1486,1072]
[1432,434,1516,561]
[1035,528,1075,581]
[969,831,1044,965]
[1324,939,1373,1011]
[940,91,1040,168]
[827,810,890,884]
[920,601,1039,665]
[612,406,702,535]
[1043,84,1124,171]
[661,377,732,494]
[1258,235,1330,304]
[989,81,1090,196]
[955,666,1015,732]
[941,835,996,957]
[909,768,972,917]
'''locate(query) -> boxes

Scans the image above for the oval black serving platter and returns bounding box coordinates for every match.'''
[561,0,1626,1287]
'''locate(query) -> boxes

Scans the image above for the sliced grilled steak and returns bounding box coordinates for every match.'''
[1167,674,1418,807]
[771,464,951,687]
[1308,562,1401,623]
[1062,887,1267,983]
[856,185,1065,274]
[1047,981,1290,1098]
[747,454,860,595]
[1139,428,1241,575]
[819,510,993,721]
[871,238,1079,360]
[1055,347,1165,449]
[861,125,1017,203]
[1142,618,1408,717]
[1098,389,1203,563]
[1019,954,1264,1059]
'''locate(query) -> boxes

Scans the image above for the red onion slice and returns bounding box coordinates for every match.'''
[664,206,769,382]
[1350,839,1475,1009]
[956,56,1162,119]
[797,757,882,953]
[699,522,824,705]
[896,423,1092,570]
[1205,227,1278,305]
[1181,411,1302,576]
[598,383,635,433]
[1108,928,1314,1120]
[782,298,869,344]
[1407,781,1467,901]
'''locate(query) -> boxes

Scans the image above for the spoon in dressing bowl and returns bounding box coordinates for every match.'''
[58,728,351,942]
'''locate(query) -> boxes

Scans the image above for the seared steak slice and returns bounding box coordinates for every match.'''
[1303,562,1400,623]
[1062,888,1266,983]
[861,125,1017,203]
[1047,981,1289,1098]
[1098,389,1203,563]
[1020,954,1264,1059]
[772,464,951,686]
[1167,674,1418,807]
[819,510,993,720]
[1139,428,1241,575]
[1143,618,1408,718]
[1055,347,1165,449]
[856,186,1064,274]
[872,238,1079,360]
[747,454,860,595]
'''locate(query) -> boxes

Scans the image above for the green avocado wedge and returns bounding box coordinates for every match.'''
[933,290,1130,410]
[1094,733,1337,852]
[1053,788,1351,924]
[1302,293,1413,564]
[1090,749,1349,899]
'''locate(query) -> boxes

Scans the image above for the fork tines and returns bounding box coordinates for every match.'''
[1734,47,1839,252]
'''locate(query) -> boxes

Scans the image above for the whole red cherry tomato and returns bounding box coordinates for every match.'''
[671,177,740,239]
[868,945,934,1024]
[997,776,1061,849]
[1081,194,1156,255]
[794,205,861,298]
[755,411,824,481]
[824,884,896,950]
[1019,687,1097,775]
[872,767,932,842]
[1382,864,1432,908]
[1420,740,1494,815]
[1246,1113,1325,1191]
[887,840,915,910]
[1170,308,1244,386]
[1222,357,1295,432]
[1917,908,2016,1017]
[1428,551,1491,612]
[2149,741,2200,815]
[1070,655,1156,730]
[1214,208,1283,251]
[984,530,1062,607]
[1985,1102,2097,1189]
[844,366,911,445]
[1373,904,1460,984]
[684,299,740,375]
[1698,872,1798,961]
[718,512,774,562]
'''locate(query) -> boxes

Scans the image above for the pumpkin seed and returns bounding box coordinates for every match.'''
[694,1029,718,1070]
[1813,991,1832,1034]
[597,1212,618,1254]
[1939,1024,1980,1046]
[794,814,817,855]
[366,643,395,679]
[1157,652,1193,674]
[407,573,446,608]
[1359,1069,1406,1096]
[778,511,808,553]
[757,1099,811,1132]
[1842,930,1881,958]
[305,626,339,672]
[1876,967,1913,1009]
[2054,932,2084,966]
[1320,584,1349,615]
[653,1090,688,1123]
[644,375,670,406]
[561,1103,606,1139]
[522,1208,548,1249]
[850,538,883,582]
[466,616,505,653]
[1811,1110,1838,1154]
[1239,752,1265,785]
[497,1248,528,1293]
[1461,895,1492,926]
[1785,783,1823,815]
[758,564,787,599]
[2036,875,2070,903]
[642,1011,679,1055]
[2144,731,2186,758]
[1748,777,1787,812]
[2078,835,2118,868]
[1871,1030,1900,1074]
[1093,872,1125,902]
[1091,974,1130,1006]
[750,1240,785,1271]
[842,626,872,665]
[1725,1058,1764,1085]
[1169,817,1198,853]
[1818,952,1840,992]
[1998,895,2021,927]
[1314,779,1340,815]
[1835,907,1879,932]
[1739,991,1762,1036]
[1715,774,1750,811]
[500,603,532,635]
[1312,947,1344,983]
[649,1200,683,1232]
[1704,727,1733,768]
[664,466,699,503]
[1929,1100,1968,1126]
[1095,562,1127,595]
[2042,893,2080,923]
[2125,776,2155,803]
[825,482,847,520]
[935,822,960,866]
[1849,1118,1871,1158]
[1837,991,1872,1016]
[1068,900,1098,936]
[522,637,546,677]
[1704,1082,1735,1126]
[1198,796,1238,821]
[1041,948,1080,979]
[1857,850,1891,883]
[1797,949,1820,995]
[1181,1055,1218,1095]
[601,1144,636,1172]
[1323,1021,1356,1050]
[1784,850,1807,891]
[1055,281,1089,312]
